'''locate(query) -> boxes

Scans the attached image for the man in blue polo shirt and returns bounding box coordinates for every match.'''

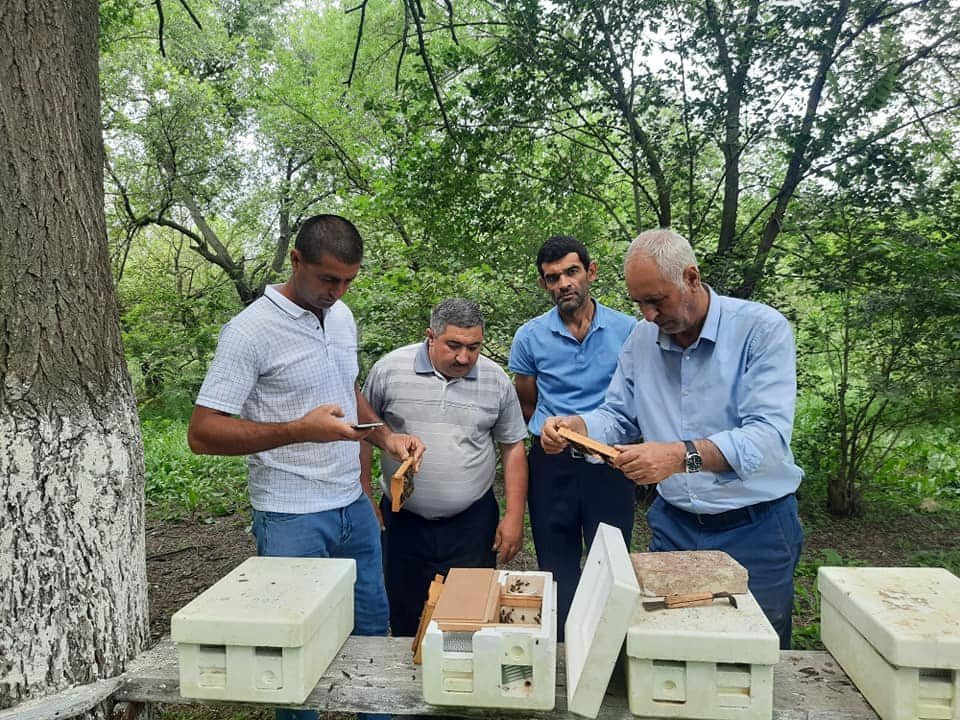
[540,228,804,649]
[508,236,637,638]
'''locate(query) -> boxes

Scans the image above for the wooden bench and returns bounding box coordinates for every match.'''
[1,637,879,720]
[115,637,878,719]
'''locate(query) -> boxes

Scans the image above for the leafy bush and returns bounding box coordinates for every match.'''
[792,549,861,650]
[142,417,248,519]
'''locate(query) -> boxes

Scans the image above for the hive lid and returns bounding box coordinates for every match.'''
[565,523,641,719]
[171,556,356,647]
[817,566,960,668]
[625,590,779,665]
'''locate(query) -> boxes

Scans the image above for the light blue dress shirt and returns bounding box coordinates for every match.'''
[509,301,637,436]
[583,288,803,514]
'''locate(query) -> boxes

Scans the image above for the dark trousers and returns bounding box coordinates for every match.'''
[647,493,804,649]
[381,489,499,637]
[527,439,635,640]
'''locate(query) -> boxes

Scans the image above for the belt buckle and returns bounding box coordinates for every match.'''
[569,446,585,460]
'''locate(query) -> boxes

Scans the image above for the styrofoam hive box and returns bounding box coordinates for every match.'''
[421,568,557,709]
[818,566,960,720]
[565,522,642,719]
[171,556,355,704]
[625,588,779,720]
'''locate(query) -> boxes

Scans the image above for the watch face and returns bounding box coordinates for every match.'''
[685,450,702,473]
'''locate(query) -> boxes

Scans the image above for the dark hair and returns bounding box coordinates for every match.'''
[295,215,363,265]
[430,298,485,334]
[535,235,591,276]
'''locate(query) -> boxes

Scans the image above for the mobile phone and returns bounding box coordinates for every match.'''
[351,422,384,430]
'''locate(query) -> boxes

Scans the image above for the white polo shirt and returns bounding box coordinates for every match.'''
[196,285,362,513]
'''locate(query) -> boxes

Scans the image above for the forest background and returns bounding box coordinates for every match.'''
[107,0,960,518]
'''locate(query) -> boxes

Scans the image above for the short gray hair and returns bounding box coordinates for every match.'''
[625,228,698,289]
[430,298,485,335]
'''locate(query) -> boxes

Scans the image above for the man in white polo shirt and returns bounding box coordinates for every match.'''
[188,214,423,720]
[361,298,528,637]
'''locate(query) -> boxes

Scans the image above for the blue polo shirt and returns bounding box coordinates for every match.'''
[509,300,636,436]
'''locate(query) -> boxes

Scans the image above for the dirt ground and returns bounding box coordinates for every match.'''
[146,493,960,642]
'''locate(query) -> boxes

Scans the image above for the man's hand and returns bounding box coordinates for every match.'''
[377,431,426,470]
[493,512,523,564]
[540,415,587,454]
[612,441,685,485]
[290,404,356,442]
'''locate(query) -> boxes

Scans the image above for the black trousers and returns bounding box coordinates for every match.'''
[527,439,635,640]
[380,489,499,637]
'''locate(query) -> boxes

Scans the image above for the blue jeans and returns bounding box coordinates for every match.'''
[252,494,389,720]
[647,493,803,649]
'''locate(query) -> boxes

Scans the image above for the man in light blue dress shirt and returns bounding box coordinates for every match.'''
[541,228,803,648]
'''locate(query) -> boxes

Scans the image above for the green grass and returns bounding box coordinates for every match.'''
[142,416,248,520]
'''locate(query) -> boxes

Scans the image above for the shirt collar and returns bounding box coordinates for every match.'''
[264,284,334,320]
[414,340,480,380]
[699,286,720,343]
[656,285,720,350]
[549,299,604,335]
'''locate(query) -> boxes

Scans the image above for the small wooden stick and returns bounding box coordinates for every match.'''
[412,574,445,664]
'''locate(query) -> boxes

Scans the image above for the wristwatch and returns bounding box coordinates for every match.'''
[683,440,702,473]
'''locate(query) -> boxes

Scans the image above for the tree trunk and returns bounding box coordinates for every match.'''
[0,0,149,712]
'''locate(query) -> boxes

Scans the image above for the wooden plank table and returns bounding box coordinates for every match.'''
[113,637,879,720]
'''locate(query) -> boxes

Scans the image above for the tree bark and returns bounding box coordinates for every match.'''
[0,0,149,711]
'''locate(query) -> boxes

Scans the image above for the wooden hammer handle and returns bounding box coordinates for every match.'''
[663,592,716,608]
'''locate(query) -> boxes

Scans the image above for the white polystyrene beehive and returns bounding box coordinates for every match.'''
[421,569,557,710]
[818,566,960,720]
[171,556,355,704]
[625,589,779,720]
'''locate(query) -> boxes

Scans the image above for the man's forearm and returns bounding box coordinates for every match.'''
[188,408,301,456]
[500,443,529,517]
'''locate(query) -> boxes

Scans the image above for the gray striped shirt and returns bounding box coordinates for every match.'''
[363,341,527,518]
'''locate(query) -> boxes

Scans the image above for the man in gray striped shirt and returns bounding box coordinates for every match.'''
[361,298,528,637]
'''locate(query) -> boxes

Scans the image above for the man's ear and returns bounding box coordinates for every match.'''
[537,275,547,290]
[683,265,701,288]
[586,260,598,281]
[425,328,435,342]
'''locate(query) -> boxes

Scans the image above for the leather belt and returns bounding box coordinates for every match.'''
[664,493,794,530]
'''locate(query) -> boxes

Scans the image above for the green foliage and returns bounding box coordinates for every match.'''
[116,229,241,409]
[99,0,960,525]
[142,417,248,520]
[793,549,861,650]
[906,550,960,577]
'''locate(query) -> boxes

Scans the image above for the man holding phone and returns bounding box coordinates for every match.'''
[361,298,528,636]
[188,215,423,720]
